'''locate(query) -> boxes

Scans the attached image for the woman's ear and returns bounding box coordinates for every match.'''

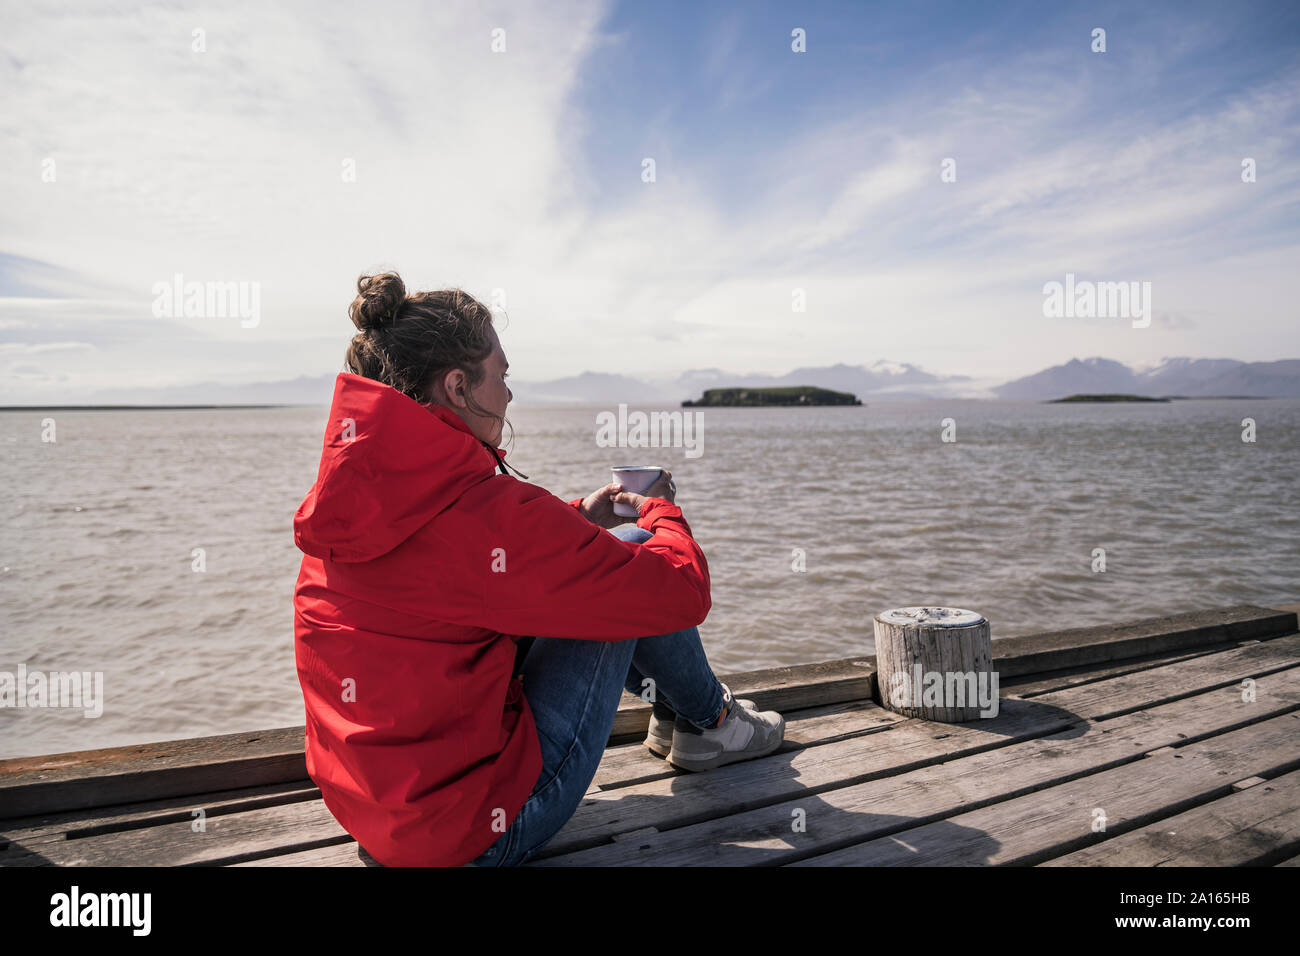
[438,368,467,407]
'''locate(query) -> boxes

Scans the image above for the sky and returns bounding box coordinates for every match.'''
[1,0,1298,402]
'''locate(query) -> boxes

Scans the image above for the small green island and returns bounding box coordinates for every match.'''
[1049,394,1172,403]
[681,386,863,407]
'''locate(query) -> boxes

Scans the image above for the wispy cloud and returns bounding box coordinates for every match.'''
[2,0,1298,401]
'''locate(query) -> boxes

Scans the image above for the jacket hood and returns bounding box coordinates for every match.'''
[294,373,509,562]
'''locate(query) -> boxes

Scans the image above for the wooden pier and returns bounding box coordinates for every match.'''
[3,603,1299,867]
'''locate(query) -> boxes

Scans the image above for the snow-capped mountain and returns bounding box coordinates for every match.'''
[653,362,969,403]
[993,357,1138,399]
[53,356,1300,407]
[994,357,1300,399]
[1136,358,1246,394]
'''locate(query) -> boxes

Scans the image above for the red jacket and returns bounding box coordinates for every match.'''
[292,373,711,866]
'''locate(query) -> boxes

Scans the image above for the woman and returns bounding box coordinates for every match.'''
[293,271,785,867]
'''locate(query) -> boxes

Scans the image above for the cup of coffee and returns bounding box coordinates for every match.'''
[610,466,665,517]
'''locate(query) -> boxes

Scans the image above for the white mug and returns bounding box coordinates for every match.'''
[610,465,665,517]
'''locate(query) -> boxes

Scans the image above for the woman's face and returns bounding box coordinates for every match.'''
[437,325,511,447]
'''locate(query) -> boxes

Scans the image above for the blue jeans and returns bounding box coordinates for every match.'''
[469,524,725,867]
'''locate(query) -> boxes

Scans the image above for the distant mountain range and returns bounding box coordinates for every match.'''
[46,356,1300,406]
[510,360,974,405]
[993,357,1300,400]
[80,375,341,406]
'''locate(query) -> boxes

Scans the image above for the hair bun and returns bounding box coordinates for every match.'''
[349,271,407,332]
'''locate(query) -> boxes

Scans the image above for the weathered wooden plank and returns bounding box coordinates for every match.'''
[0,683,1108,865]
[6,705,1019,867]
[0,726,307,821]
[229,724,1300,869]
[5,605,1290,821]
[592,699,901,791]
[1039,632,1300,722]
[542,702,1077,859]
[530,671,1300,865]
[2,638,1233,847]
[0,660,878,819]
[610,657,874,741]
[0,782,319,850]
[230,842,366,867]
[1038,769,1300,867]
[1,796,354,867]
[1,700,898,854]
[447,608,1300,795]
[986,604,1296,678]
[615,605,1296,732]
[534,636,1300,857]
[1002,642,1243,698]
[794,717,1300,866]
[10,629,1300,868]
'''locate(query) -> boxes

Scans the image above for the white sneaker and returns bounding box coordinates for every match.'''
[645,693,756,758]
[667,683,785,772]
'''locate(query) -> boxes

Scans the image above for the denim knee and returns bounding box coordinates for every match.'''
[609,524,653,544]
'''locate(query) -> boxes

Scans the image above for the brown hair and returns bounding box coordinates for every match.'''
[344,271,508,439]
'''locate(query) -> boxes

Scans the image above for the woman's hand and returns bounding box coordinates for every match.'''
[577,482,631,529]
[612,469,675,517]
[578,470,676,527]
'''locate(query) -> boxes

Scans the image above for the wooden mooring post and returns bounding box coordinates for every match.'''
[872,606,996,721]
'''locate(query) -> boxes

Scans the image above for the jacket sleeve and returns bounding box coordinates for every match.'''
[457,488,711,640]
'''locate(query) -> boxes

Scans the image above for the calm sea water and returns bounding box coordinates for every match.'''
[2,399,1297,759]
